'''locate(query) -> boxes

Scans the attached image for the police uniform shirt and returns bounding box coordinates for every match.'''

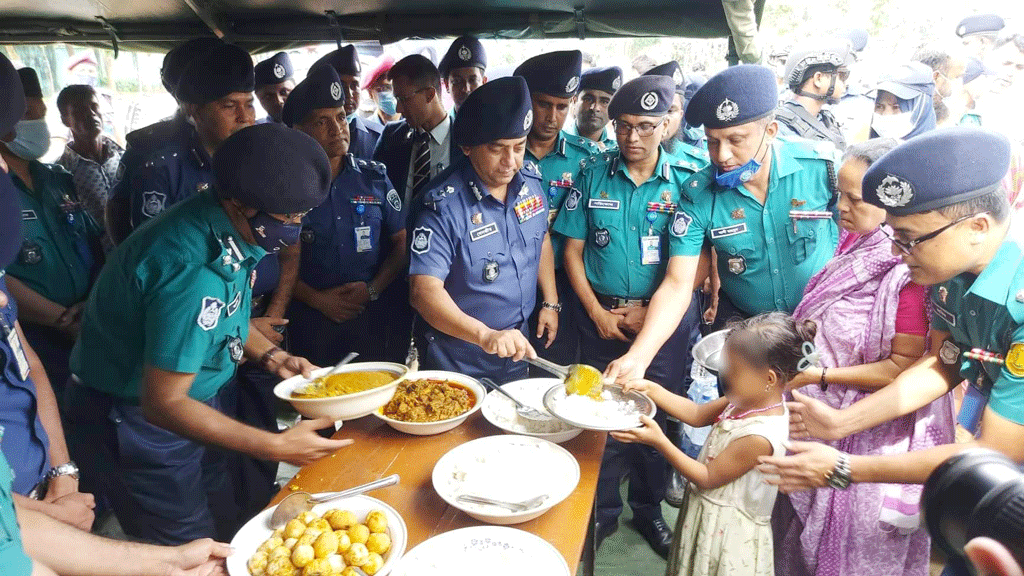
[348,115,380,159]
[930,236,1024,424]
[108,115,193,210]
[70,190,263,402]
[676,137,840,315]
[126,128,213,230]
[553,147,709,299]
[0,449,32,576]
[409,160,548,332]
[7,161,100,307]
[300,156,405,290]
[567,122,617,152]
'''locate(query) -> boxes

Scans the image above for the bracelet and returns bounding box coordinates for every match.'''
[826,452,852,490]
[260,346,284,368]
[367,283,380,302]
[541,301,562,313]
[820,366,828,391]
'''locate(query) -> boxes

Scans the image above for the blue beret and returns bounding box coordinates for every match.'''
[608,75,675,119]
[161,37,223,95]
[580,66,623,95]
[963,57,994,84]
[439,36,487,78]
[0,53,25,137]
[176,43,254,105]
[684,64,777,129]
[453,76,532,147]
[18,68,41,98]
[214,123,331,214]
[311,45,361,78]
[835,28,869,53]
[0,172,21,269]
[862,127,1011,216]
[784,39,853,90]
[876,62,934,100]
[643,61,685,93]
[254,52,293,88]
[514,50,583,98]
[281,65,345,128]
[956,14,1004,38]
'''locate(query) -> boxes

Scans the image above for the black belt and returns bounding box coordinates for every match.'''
[595,293,650,309]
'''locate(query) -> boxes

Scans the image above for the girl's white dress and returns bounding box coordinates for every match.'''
[667,406,789,576]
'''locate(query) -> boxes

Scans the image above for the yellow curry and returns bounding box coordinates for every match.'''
[292,370,396,399]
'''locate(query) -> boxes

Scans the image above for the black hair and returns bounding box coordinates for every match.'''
[842,137,899,166]
[936,186,1011,224]
[388,54,441,92]
[56,84,96,116]
[913,48,953,77]
[726,312,818,383]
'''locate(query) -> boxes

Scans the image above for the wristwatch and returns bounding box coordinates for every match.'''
[826,452,852,490]
[45,461,80,482]
[541,301,562,313]
[367,283,380,302]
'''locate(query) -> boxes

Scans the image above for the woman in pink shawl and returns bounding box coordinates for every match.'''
[772,139,955,576]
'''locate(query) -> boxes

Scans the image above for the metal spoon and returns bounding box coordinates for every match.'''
[455,493,548,512]
[521,357,606,398]
[269,474,400,528]
[479,377,554,424]
[294,352,359,396]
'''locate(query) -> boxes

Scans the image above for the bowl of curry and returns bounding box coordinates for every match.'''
[273,362,409,421]
[372,371,486,436]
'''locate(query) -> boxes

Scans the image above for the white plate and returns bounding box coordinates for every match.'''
[227,494,407,576]
[391,526,571,576]
[481,378,582,443]
[543,383,656,431]
[432,435,580,525]
[274,362,408,421]
[372,371,485,436]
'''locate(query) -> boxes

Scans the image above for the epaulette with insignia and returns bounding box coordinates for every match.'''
[521,162,542,180]
[565,133,601,154]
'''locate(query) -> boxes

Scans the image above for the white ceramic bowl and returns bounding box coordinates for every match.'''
[481,378,582,444]
[227,494,407,576]
[432,435,580,525]
[372,371,485,435]
[274,362,408,421]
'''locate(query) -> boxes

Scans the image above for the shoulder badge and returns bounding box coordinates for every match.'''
[411,227,433,254]
[939,340,961,366]
[197,297,226,331]
[141,191,167,218]
[670,211,693,237]
[386,189,402,212]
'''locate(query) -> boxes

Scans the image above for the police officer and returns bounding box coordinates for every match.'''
[253,51,294,124]
[644,61,710,158]
[572,66,621,151]
[408,76,559,383]
[606,64,840,382]
[312,44,380,158]
[957,13,1005,60]
[65,124,351,544]
[1,67,103,398]
[553,75,709,556]
[283,64,407,366]
[439,35,487,116]
[777,39,853,151]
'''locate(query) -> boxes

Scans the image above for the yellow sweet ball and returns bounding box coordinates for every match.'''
[308,518,332,533]
[296,529,321,548]
[326,509,358,531]
[297,511,319,525]
[335,530,352,554]
[364,510,388,534]
[339,568,361,576]
[282,538,298,550]
[361,552,385,575]
[347,524,370,545]
[272,528,285,540]
[291,544,315,569]
[258,536,284,555]
[300,558,332,576]
[365,532,391,555]
[312,531,339,559]
[325,554,344,573]
[283,518,306,540]
[268,546,291,564]
[247,551,269,576]
[267,557,298,576]
[343,542,369,567]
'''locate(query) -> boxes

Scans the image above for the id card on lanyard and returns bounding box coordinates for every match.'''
[0,316,30,381]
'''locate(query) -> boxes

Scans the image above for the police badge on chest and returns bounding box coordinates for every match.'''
[227,336,244,364]
[483,260,499,283]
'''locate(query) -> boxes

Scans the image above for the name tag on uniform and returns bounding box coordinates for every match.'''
[588,199,621,210]
[21,210,36,221]
[470,222,499,242]
[354,226,372,253]
[641,236,661,265]
[2,320,30,380]
[933,303,956,327]
[710,223,748,239]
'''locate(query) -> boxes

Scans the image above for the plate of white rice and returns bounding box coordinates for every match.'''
[481,378,582,443]
[543,383,656,431]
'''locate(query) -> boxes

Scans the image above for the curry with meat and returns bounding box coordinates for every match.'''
[292,371,397,399]
[380,379,475,422]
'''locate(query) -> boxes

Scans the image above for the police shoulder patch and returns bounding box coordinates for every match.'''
[197,297,226,331]
[670,210,693,237]
[386,189,402,212]
[411,227,433,254]
[141,191,167,218]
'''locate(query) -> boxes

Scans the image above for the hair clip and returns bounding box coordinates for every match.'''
[797,341,821,372]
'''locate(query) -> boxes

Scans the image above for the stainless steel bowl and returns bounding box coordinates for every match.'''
[692,329,730,375]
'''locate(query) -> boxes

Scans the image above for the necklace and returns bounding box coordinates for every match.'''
[717,401,785,422]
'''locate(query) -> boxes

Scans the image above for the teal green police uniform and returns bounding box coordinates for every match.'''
[0,445,32,576]
[525,130,601,252]
[568,123,617,152]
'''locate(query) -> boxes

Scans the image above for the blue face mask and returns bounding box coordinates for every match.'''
[4,119,50,161]
[714,127,769,189]
[377,91,398,116]
[248,212,301,253]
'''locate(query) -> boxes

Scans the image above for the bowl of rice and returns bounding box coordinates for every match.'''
[543,383,656,431]
[480,378,582,444]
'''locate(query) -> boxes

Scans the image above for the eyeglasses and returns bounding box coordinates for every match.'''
[613,118,665,137]
[394,87,428,106]
[881,213,981,255]
[835,68,851,82]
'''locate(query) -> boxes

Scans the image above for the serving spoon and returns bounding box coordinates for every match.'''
[268,474,400,528]
[521,357,606,398]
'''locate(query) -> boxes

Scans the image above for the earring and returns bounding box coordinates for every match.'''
[764,383,771,393]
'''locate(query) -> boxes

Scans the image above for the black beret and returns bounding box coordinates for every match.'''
[0,172,21,269]
[963,57,994,84]
[608,75,674,119]
[161,37,223,95]
[18,68,41,98]
[580,66,623,95]
[862,127,1011,216]
[254,51,293,88]
[784,39,853,90]
[214,123,331,214]
[281,64,345,128]
[643,61,685,94]
[0,53,25,137]
[835,28,869,53]
[684,64,777,129]
[876,62,934,100]
[311,45,361,78]
[176,43,254,105]
[514,50,583,98]
[439,36,487,78]
[956,14,1004,38]
[453,76,532,147]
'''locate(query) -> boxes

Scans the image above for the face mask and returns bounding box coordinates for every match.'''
[871,112,915,139]
[377,91,398,116]
[248,211,301,253]
[4,119,50,161]
[714,126,769,189]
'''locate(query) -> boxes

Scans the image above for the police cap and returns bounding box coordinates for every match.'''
[453,76,532,147]
[282,64,345,128]
[608,75,674,119]
[254,52,294,88]
[439,36,487,78]
[684,64,777,129]
[176,43,255,105]
[514,50,583,98]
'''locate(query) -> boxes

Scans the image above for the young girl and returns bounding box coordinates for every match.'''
[612,312,816,576]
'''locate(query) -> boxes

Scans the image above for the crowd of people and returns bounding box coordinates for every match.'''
[1,9,1023,576]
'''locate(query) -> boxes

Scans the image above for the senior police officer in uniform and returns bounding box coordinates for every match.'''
[777,39,854,151]
[408,76,559,383]
[554,75,710,557]
[606,65,840,383]
[64,124,352,544]
[571,66,622,151]
[439,35,487,116]
[253,51,294,125]
[283,64,407,366]
[312,45,380,158]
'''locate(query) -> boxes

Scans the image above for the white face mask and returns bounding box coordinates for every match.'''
[4,119,51,160]
[871,112,914,140]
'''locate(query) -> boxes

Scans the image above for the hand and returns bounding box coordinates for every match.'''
[536,308,558,348]
[55,302,85,336]
[157,538,233,576]
[965,537,1024,576]
[337,282,370,307]
[610,415,667,447]
[315,286,365,323]
[251,317,288,344]
[44,473,79,501]
[757,440,841,493]
[702,276,720,325]
[621,378,661,398]
[611,305,647,337]
[272,418,354,466]
[479,329,535,361]
[268,354,318,380]
[45,491,96,531]
[604,351,651,384]
[785,368,818,392]
[590,308,629,342]
[789,389,845,441]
